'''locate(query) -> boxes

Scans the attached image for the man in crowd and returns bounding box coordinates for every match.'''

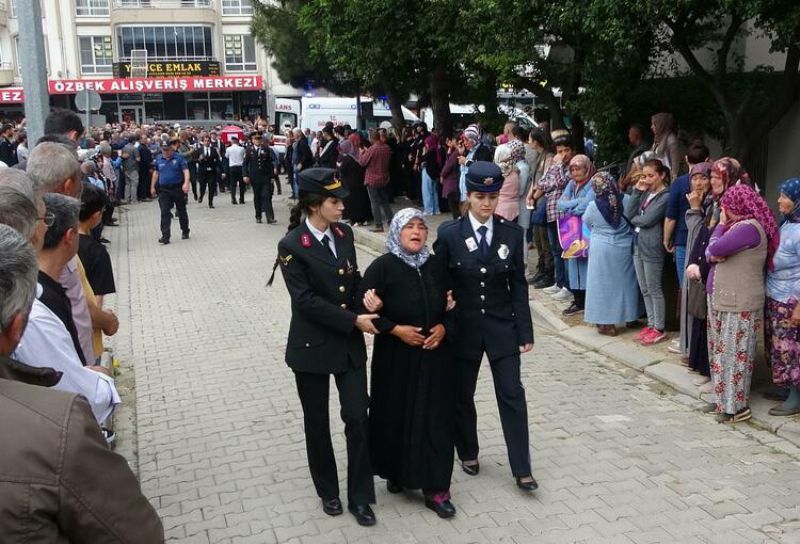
[225,135,247,205]
[358,129,394,233]
[0,123,17,166]
[0,223,164,541]
[197,134,222,208]
[138,133,153,202]
[291,128,314,199]
[243,132,277,224]
[121,134,141,204]
[151,140,190,245]
[178,129,199,201]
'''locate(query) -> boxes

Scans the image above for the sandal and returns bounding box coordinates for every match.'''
[716,407,751,424]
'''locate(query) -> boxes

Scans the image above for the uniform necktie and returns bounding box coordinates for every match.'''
[477,225,489,259]
[321,234,336,259]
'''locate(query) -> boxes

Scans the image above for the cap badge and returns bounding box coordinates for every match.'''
[323,179,342,191]
[483,177,495,185]
[301,233,312,248]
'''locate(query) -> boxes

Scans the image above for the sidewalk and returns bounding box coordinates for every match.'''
[351,206,800,449]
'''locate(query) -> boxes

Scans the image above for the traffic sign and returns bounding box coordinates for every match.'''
[75,89,102,112]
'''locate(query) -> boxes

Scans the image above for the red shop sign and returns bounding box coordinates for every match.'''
[0,75,265,104]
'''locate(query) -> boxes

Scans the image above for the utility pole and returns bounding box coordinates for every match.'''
[18,0,50,143]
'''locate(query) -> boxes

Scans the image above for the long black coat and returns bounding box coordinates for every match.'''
[339,155,371,223]
[433,215,534,361]
[277,221,367,373]
[357,253,455,490]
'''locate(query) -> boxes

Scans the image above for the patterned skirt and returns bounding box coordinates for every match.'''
[707,303,761,414]
[765,297,800,388]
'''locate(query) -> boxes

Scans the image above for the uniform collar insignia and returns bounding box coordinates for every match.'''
[332,225,345,239]
[300,233,312,248]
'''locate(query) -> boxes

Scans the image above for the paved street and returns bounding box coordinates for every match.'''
[106,190,800,544]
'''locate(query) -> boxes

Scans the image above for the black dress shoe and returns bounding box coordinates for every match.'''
[424,496,456,519]
[198,197,203,204]
[516,476,539,491]
[533,277,554,289]
[386,480,403,494]
[348,504,376,526]
[321,497,342,516]
[158,237,169,245]
[256,217,263,224]
[231,200,237,205]
[460,460,479,476]
[182,231,190,240]
[267,219,278,225]
[208,204,215,208]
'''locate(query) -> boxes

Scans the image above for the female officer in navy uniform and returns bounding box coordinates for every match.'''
[433,161,538,491]
[272,167,380,525]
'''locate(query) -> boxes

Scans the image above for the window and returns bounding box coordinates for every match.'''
[79,36,113,75]
[223,35,256,72]
[14,35,50,75]
[76,0,110,16]
[116,25,213,60]
[221,0,253,16]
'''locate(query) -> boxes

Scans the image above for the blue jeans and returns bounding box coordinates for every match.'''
[547,221,566,288]
[421,168,440,214]
[674,245,686,286]
[292,169,300,199]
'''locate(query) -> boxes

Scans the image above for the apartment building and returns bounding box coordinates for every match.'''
[0,0,289,124]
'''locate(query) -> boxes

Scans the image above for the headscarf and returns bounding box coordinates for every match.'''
[338,139,356,159]
[689,162,712,179]
[494,143,515,177]
[508,140,526,164]
[463,124,480,145]
[711,156,754,192]
[347,132,361,159]
[720,184,779,271]
[779,177,800,224]
[651,113,674,156]
[385,208,431,269]
[591,171,623,228]
[568,154,596,187]
[425,134,442,167]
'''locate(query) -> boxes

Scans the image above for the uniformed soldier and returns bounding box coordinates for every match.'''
[150,140,190,245]
[274,167,380,526]
[243,132,277,224]
[432,161,538,491]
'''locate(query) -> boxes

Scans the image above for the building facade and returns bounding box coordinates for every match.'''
[0,0,289,124]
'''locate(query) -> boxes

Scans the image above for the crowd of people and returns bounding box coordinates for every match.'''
[0,109,164,538]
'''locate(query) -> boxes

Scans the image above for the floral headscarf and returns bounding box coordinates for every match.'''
[508,140,526,164]
[385,208,431,269]
[347,132,361,159]
[494,143,516,177]
[720,184,779,271]
[568,154,596,186]
[779,177,800,224]
[338,139,357,159]
[591,171,623,228]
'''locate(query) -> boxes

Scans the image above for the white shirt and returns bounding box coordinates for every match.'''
[226,144,246,167]
[13,296,120,424]
[468,212,494,246]
[305,218,337,258]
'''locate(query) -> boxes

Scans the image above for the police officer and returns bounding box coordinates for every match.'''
[275,167,379,526]
[432,161,538,491]
[151,140,190,245]
[243,132,277,224]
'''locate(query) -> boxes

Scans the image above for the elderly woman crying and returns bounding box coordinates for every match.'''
[358,208,458,518]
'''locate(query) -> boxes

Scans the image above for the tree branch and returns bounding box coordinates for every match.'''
[716,11,744,83]
[665,17,714,88]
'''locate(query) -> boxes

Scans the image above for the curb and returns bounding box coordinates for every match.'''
[355,223,800,448]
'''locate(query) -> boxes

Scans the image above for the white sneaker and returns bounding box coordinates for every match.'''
[542,284,561,294]
[552,287,573,301]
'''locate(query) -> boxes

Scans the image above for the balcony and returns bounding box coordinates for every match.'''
[0,63,15,86]
[111,0,216,25]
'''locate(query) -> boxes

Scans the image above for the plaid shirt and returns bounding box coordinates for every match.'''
[358,141,392,187]
[536,162,569,223]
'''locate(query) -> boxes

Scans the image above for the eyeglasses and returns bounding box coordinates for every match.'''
[38,210,55,227]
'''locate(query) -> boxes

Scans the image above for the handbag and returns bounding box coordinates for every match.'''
[686,278,707,319]
[557,215,590,259]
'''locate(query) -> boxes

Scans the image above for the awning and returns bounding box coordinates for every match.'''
[0,75,265,104]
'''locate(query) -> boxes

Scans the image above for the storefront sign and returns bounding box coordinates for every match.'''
[0,75,265,104]
[112,61,221,78]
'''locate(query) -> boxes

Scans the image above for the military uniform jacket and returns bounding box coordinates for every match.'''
[433,215,534,360]
[278,221,367,373]
[243,145,274,184]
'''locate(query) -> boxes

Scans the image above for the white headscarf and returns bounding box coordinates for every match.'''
[385,208,431,268]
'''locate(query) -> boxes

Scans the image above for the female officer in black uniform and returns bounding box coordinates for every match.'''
[273,167,380,525]
[433,161,538,491]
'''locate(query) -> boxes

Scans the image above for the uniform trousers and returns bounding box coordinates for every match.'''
[158,184,189,240]
[455,350,532,477]
[294,365,375,506]
[252,182,274,221]
[188,162,198,200]
[228,165,245,203]
[198,168,217,205]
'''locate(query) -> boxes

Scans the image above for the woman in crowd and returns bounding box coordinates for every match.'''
[765,177,800,416]
[274,169,379,525]
[358,208,457,518]
[650,113,681,179]
[526,130,555,288]
[440,133,462,219]
[420,134,442,216]
[626,159,670,345]
[681,163,714,387]
[705,184,776,423]
[557,154,596,315]
[582,172,641,336]
[495,140,526,222]
[338,138,371,226]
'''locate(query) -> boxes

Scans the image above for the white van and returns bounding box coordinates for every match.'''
[299,97,419,131]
